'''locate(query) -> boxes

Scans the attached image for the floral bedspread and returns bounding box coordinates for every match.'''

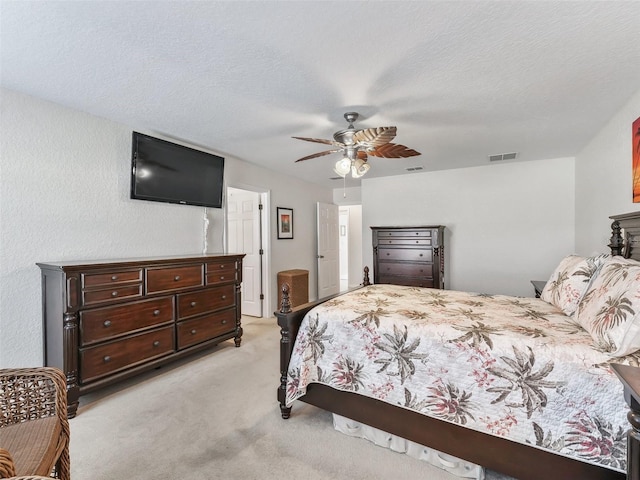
[285,284,637,472]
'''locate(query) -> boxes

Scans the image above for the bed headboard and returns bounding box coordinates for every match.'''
[610,211,640,261]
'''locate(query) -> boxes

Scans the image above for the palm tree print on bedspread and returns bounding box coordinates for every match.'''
[565,413,626,469]
[487,346,565,418]
[374,324,428,384]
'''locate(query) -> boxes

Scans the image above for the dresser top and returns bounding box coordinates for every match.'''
[370,225,445,230]
[37,253,245,270]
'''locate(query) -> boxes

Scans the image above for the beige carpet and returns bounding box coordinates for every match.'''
[69,317,513,480]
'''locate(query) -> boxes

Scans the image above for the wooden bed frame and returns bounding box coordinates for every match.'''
[276,212,640,480]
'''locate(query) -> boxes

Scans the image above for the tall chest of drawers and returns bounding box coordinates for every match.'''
[372,226,445,288]
[37,253,244,417]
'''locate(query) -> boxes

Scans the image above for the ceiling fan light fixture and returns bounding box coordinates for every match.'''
[351,158,370,178]
[334,157,352,177]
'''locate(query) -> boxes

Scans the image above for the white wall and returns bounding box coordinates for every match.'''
[0,88,331,367]
[362,158,576,296]
[346,205,363,287]
[575,89,640,254]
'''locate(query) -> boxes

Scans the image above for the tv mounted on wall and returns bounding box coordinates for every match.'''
[130,132,225,208]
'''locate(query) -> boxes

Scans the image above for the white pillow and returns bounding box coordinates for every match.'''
[540,254,609,316]
[574,256,640,357]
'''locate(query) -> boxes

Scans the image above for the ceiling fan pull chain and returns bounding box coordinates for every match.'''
[343,175,347,198]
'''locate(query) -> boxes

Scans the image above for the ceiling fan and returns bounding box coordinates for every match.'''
[292,112,421,178]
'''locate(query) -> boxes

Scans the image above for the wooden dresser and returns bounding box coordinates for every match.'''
[371,226,445,288]
[37,253,244,417]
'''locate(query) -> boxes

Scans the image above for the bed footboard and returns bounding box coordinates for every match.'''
[276,267,370,418]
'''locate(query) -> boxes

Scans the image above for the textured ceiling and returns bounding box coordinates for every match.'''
[2,1,640,189]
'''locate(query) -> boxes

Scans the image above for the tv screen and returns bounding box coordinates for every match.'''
[130,132,225,208]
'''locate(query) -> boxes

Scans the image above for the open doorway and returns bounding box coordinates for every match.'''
[338,205,362,291]
[226,186,271,317]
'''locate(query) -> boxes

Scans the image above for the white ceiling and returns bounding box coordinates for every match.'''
[2,1,639,189]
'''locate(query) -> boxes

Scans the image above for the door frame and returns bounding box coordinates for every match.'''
[225,184,272,318]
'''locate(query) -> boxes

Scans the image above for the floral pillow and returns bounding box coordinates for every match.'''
[574,256,640,357]
[540,254,609,316]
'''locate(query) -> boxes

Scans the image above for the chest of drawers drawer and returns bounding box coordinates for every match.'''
[206,261,237,285]
[82,284,143,306]
[377,230,432,238]
[146,264,204,294]
[177,308,236,349]
[376,237,433,246]
[377,262,433,278]
[177,284,235,320]
[80,326,175,383]
[378,275,436,288]
[378,247,433,263]
[82,269,143,288]
[79,296,174,346]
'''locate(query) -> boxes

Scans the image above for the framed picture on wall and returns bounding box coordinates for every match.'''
[634,116,640,202]
[277,207,294,239]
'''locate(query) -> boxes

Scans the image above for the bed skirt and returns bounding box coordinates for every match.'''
[332,413,485,479]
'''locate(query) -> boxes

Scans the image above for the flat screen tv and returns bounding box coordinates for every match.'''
[130,132,225,208]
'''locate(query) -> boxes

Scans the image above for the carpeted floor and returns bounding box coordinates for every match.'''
[69,317,514,480]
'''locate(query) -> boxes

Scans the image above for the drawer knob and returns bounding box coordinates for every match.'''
[103,320,112,328]
[174,275,181,281]
[153,309,160,316]
[111,291,118,297]
[219,265,224,269]
[111,275,118,281]
[190,329,197,335]
[103,355,111,363]
[221,319,227,325]
[220,276,225,280]
[419,253,423,257]
[221,295,226,300]
[153,340,160,347]
[190,301,197,307]
[386,253,390,256]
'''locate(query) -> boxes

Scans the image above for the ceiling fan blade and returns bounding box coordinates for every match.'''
[368,143,421,158]
[292,136,335,146]
[353,126,397,146]
[294,149,341,162]
[357,150,368,161]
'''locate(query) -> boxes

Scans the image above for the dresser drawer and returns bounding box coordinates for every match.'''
[377,230,432,238]
[378,248,433,263]
[80,326,175,383]
[82,269,143,288]
[146,264,204,294]
[377,238,433,246]
[82,284,143,306]
[377,262,433,278]
[206,261,237,285]
[378,275,436,288]
[80,296,174,346]
[177,309,236,349]
[177,284,235,320]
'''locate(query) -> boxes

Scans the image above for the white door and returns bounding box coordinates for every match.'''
[227,188,262,317]
[317,202,340,298]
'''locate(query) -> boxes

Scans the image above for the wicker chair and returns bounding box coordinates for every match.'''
[0,368,70,480]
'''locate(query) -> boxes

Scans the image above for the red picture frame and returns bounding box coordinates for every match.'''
[633,116,640,202]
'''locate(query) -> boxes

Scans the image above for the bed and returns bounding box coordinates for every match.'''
[276,211,640,480]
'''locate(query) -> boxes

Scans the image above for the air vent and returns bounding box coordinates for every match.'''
[406,166,424,172]
[329,176,343,180]
[489,152,518,162]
